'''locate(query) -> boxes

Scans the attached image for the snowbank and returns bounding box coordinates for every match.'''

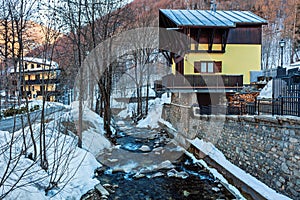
[0,101,110,199]
[137,93,171,129]
[70,101,111,155]
[0,125,100,199]
[117,88,163,119]
[258,80,272,99]
[118,102,137,118]
[188,138,291,200]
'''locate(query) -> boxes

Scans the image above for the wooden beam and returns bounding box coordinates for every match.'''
[222,29,229,52]
[196,28,201,50]
[208,29,215,52]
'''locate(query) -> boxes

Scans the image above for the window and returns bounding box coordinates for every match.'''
[31,64,34,69]
[201,62,206,72]
[207,62,214,73]
[194,61,222,73]
[27,75,30,81]
[37,64,41,68]
[24,63,28,70]
[35,75,40,80]
[32,86,34,91]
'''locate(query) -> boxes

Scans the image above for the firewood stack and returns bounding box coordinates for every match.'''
[227,92,260,114]
[228,92,260,104]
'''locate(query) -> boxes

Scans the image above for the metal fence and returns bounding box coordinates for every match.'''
[194,96,300,117]
[246,97,300,116]
[194,76,300,117]
[246,77,300,117]
[194,104,244,115]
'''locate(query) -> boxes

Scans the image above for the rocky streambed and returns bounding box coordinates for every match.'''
[81,119,237,200]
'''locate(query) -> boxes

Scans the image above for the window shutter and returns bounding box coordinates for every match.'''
[194,61,201,73]
[214,61,222,73]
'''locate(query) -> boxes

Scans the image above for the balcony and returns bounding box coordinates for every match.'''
[160,74,243,93]
[23,79,59,85]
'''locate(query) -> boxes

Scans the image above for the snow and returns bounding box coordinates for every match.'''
[117,91,171,120]
[0,128,100,200]
[0,100,110,199]
[112,161,139,173]
[116,121,125,126]
[167,169,189,179]
[82,129,111,156]
[136,93,171,129]
[289,61,300,68]
[19,100,69,110]
[258,80,272,99]
[188,138,292,200]
[9,57,59,73]
[22,57,58,66]
[0,90,5,97]
[70,101,111,156]
[118,102,137,118]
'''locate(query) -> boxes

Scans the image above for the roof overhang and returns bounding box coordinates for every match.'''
[159,9,268,28]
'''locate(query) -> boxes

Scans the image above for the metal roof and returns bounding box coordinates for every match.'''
[160,9,267,27]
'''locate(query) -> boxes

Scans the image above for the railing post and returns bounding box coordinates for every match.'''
[298,86,300,117]
[272,80,274,116]
[280,96,283,115]
[258,99,260,115]
[254,97,257,115]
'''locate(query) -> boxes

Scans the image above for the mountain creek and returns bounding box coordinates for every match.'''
[81,118,237,200]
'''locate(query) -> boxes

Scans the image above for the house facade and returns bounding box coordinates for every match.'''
[159,9,267,109]
[11,57,60,101]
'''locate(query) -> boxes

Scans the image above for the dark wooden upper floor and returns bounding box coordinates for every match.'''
[159,9,267,54]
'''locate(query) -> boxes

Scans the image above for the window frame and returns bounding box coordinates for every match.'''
[194,61,222,73]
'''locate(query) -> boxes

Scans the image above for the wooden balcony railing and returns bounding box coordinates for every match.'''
[23,79,59,85]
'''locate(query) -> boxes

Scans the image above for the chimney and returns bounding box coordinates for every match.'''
[210,0,217,12]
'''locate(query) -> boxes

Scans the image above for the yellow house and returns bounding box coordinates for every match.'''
[11,57,60,101]
[159,9,267,108]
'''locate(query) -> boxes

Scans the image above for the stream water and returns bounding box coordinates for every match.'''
[83,118,237,200]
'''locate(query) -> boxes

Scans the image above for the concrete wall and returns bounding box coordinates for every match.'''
[162,103,300,199]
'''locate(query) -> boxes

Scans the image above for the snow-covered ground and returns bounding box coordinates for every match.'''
[20,100,68,110]
[188,138,291,200]
[0,101,112,199]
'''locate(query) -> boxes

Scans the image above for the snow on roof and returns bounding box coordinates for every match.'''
[160,9,267,27]
[23,57,58,67]
[9,57,59,73]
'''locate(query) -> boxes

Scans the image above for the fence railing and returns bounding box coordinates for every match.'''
[247,97,300,117]
[193,96,300,117]
[193,104,245,115]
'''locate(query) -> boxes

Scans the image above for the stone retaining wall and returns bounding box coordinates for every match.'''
[162,103,300,199]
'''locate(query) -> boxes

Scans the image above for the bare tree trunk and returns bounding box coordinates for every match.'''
[77,0,83,148]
